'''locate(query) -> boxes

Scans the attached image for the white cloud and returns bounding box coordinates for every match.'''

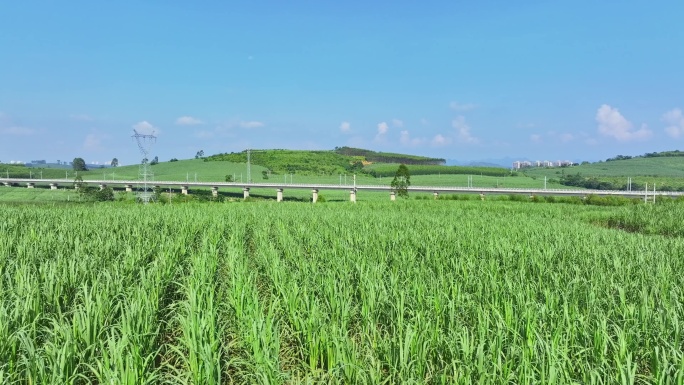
[530,134,542,143]
[398,130,449,147]
[1,127,35,135]
[339,121,351,133]
[176,116,204,125]
[595,104,651,141]
[399,130,425,146]
[449,101,478,112]
[452,116,479,144]
[663,108,684,138]
[560,133,574,142]
[420,118,429,126]
[239,121,264,129]
[392,119,404,128]
[133,121,158,135]
[374,121,389,142]
[431,134,451,146]
[377,121,388,135]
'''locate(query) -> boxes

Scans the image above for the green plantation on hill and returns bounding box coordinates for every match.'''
[365,163,515,177]
[332,146,445,165]
[526,156,684,178]
[207,150,359,176]
[524,156,684,191]
[207,148,447,176]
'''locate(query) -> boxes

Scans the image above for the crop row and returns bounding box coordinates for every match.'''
[1,201,683,383]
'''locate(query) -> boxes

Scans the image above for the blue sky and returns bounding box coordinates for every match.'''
[1,1,683,165]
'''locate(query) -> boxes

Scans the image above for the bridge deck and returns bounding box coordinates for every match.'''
[1,178,679,197]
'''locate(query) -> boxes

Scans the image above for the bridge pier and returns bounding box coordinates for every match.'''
[125,184,133,192]
[276,188,283,202]
[350,189,356,203]
[312,189,319,203]
[211,186,218,197]
[50,183,58,190]
[243,188,250,199]
[99,184,107,190]
[4,182,11,187]
[433,191,439,200]
[27,182,35,189]
[390,191,396,201]
[181,185,188,195]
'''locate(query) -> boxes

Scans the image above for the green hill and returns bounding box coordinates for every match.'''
[526,157,684,179]
[524,156,684,191]
[207,148,451,176]
[207,150,358,176]
[1,159,265,183]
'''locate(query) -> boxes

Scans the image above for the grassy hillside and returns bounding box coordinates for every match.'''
[524,157,684,191]
[207,150,357,176]
[0,164,72,179]
[207,148,448,176]
[1,159,266,183]
[525,157,684,178]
